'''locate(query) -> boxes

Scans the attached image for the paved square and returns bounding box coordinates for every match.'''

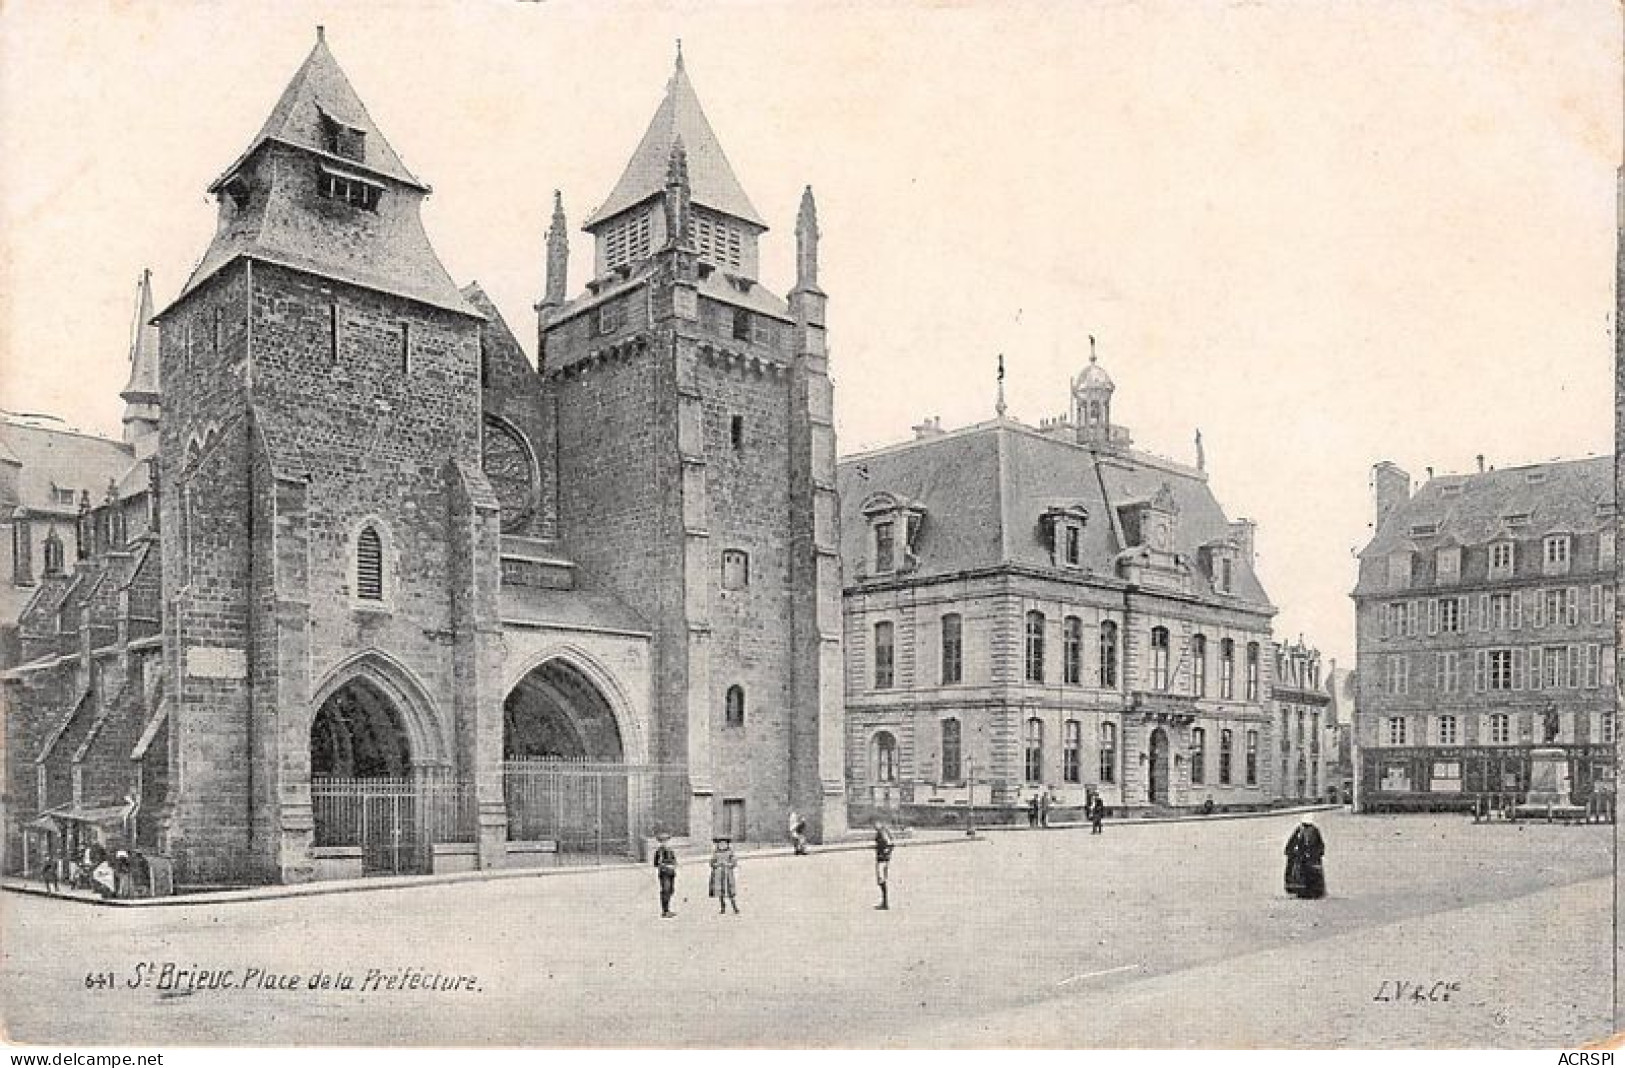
[1,811,1610,1047]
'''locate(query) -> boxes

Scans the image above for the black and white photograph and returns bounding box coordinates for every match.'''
[0,0,1618,1054]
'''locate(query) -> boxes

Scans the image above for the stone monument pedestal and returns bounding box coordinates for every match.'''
[1513,747,1587,821]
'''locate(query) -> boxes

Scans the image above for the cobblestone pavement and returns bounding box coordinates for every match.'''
[1,811,1611,1048]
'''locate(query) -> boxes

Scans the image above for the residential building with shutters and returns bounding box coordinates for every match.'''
[838,352,1279,821]
[1351,456,1615,812]
[1268,639,1334,803]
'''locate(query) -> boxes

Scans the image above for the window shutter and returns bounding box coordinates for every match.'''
[1529,647,1543,690]
[1478,594,1490,631]
[1566,588,1579,627]
[1511,648,1523,690]
[1532,590,1545,628]
[1510,593,1522,629]
[1568,645,1581,688]
[1591,585,1604,624]
[1434,651,1445,691]
[1473,651,1487,693]
[1427,600,1439,635]
[1380,606,1390,640]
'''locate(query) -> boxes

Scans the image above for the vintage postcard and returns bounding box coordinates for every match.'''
[0,0,1618,1056]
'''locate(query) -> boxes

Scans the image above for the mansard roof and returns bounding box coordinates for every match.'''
[837,419,1273,608]
[1360,455,1613,560]
[0,418,134,517]
[584,56,766,230]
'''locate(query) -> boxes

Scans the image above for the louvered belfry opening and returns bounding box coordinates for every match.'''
[356,526,383,600]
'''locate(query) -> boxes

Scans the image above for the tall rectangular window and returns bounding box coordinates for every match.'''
[1024,718,1044,783]
[1220,639,1235,699]
[1218,729,1234,785]
[1024,611,1046,683]
[1099,622,1118,688]
[1098,722,1117,784]
[940,718,962,784]
[1437,714,1457,745]
[1489,541,1514,578]
[1543,534,1571,575]
[1245,643,1260,701]
[1191,634,1207,697]
[1487,649,1513,691]
[873,621,894,690]
[1190,727,1206,785]
[940,613,963,685]
[1063,720,1081,784]
[1150,627,1170,691]
[399,322,411,373]
[1488,713,1510,745]
[1062,616,1083,685]
[328,304,340,364]
[1387,717,1407,745]
[1439,597,1461,633]
[1245,730,1258,786]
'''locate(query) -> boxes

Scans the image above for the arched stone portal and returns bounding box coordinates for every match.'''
[310,678,425,874]
[503,659,641,854]
[504,659,625,762]
[311,678,413,778]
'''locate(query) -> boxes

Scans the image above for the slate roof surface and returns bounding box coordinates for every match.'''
[838,420,1273,609]
[0,419,134,516]
[224,31,424,192]
[462,284,532,372]
[1359,456,1613,559]
[499,583,650,636]
[584,59,766,230]
[169,35,477,319]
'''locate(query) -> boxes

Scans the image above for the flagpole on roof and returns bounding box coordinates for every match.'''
[995,353,1007,419]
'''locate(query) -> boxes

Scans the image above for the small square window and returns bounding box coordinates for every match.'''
[730,415,744,451]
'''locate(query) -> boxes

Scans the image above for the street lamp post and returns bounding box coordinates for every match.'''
[965,760,978,838]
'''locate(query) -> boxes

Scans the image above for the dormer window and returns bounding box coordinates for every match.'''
[874,521,896,574]
[320,112,366,162]
[1040,505,1089,570]
[1203,539,1238,594]
[1488,540,1515,579]
[1387,552,1412,590]
[1502,511,1531,527]
[1409,523,1438,538]
[861,492,926,577]
[1436,546,1461,585]
[1542,534,1571,576]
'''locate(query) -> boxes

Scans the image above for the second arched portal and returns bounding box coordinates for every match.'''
[503,658,647,855]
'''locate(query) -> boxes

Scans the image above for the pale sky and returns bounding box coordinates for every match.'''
[1,0,1618,669]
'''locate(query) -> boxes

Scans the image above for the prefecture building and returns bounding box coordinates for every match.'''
[4,33,845,886]
[837,353,1278,820]
[1351,456,1615,811]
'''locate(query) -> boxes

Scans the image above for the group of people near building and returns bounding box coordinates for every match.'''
[651,819,898,917]
[36,840,139,899]
[1027,789,1108,833]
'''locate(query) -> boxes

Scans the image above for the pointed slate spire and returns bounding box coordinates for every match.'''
[585,52,764,230]
[121,269,161,456]
[214,25,425,193]
[795,185,820,291]
[542,190,569,309]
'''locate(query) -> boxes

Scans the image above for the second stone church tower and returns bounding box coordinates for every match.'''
[540,51,846,843]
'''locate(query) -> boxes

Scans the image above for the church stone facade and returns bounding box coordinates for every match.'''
[4,32,844,886]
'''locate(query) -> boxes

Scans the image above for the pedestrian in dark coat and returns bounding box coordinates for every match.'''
[1027,795,1040,828]
[1284,814,1327,899]
[708,837,739,914]
[653,833,678,918]
[1087,793,1105,834]
[1038,789,1053,829]
[873,821,895,910]
[788,810,808,855]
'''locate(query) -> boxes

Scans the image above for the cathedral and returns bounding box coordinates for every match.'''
[4,31,845,885]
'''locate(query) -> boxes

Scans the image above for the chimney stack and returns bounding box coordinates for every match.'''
[1476,454,1485,474]
[1372,461,1411,530]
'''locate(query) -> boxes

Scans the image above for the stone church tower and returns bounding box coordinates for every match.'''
[539,51,846,843]
[151,29,503,882]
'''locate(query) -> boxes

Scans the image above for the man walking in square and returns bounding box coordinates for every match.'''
[873,820,895,910]
[653,832,678,918]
